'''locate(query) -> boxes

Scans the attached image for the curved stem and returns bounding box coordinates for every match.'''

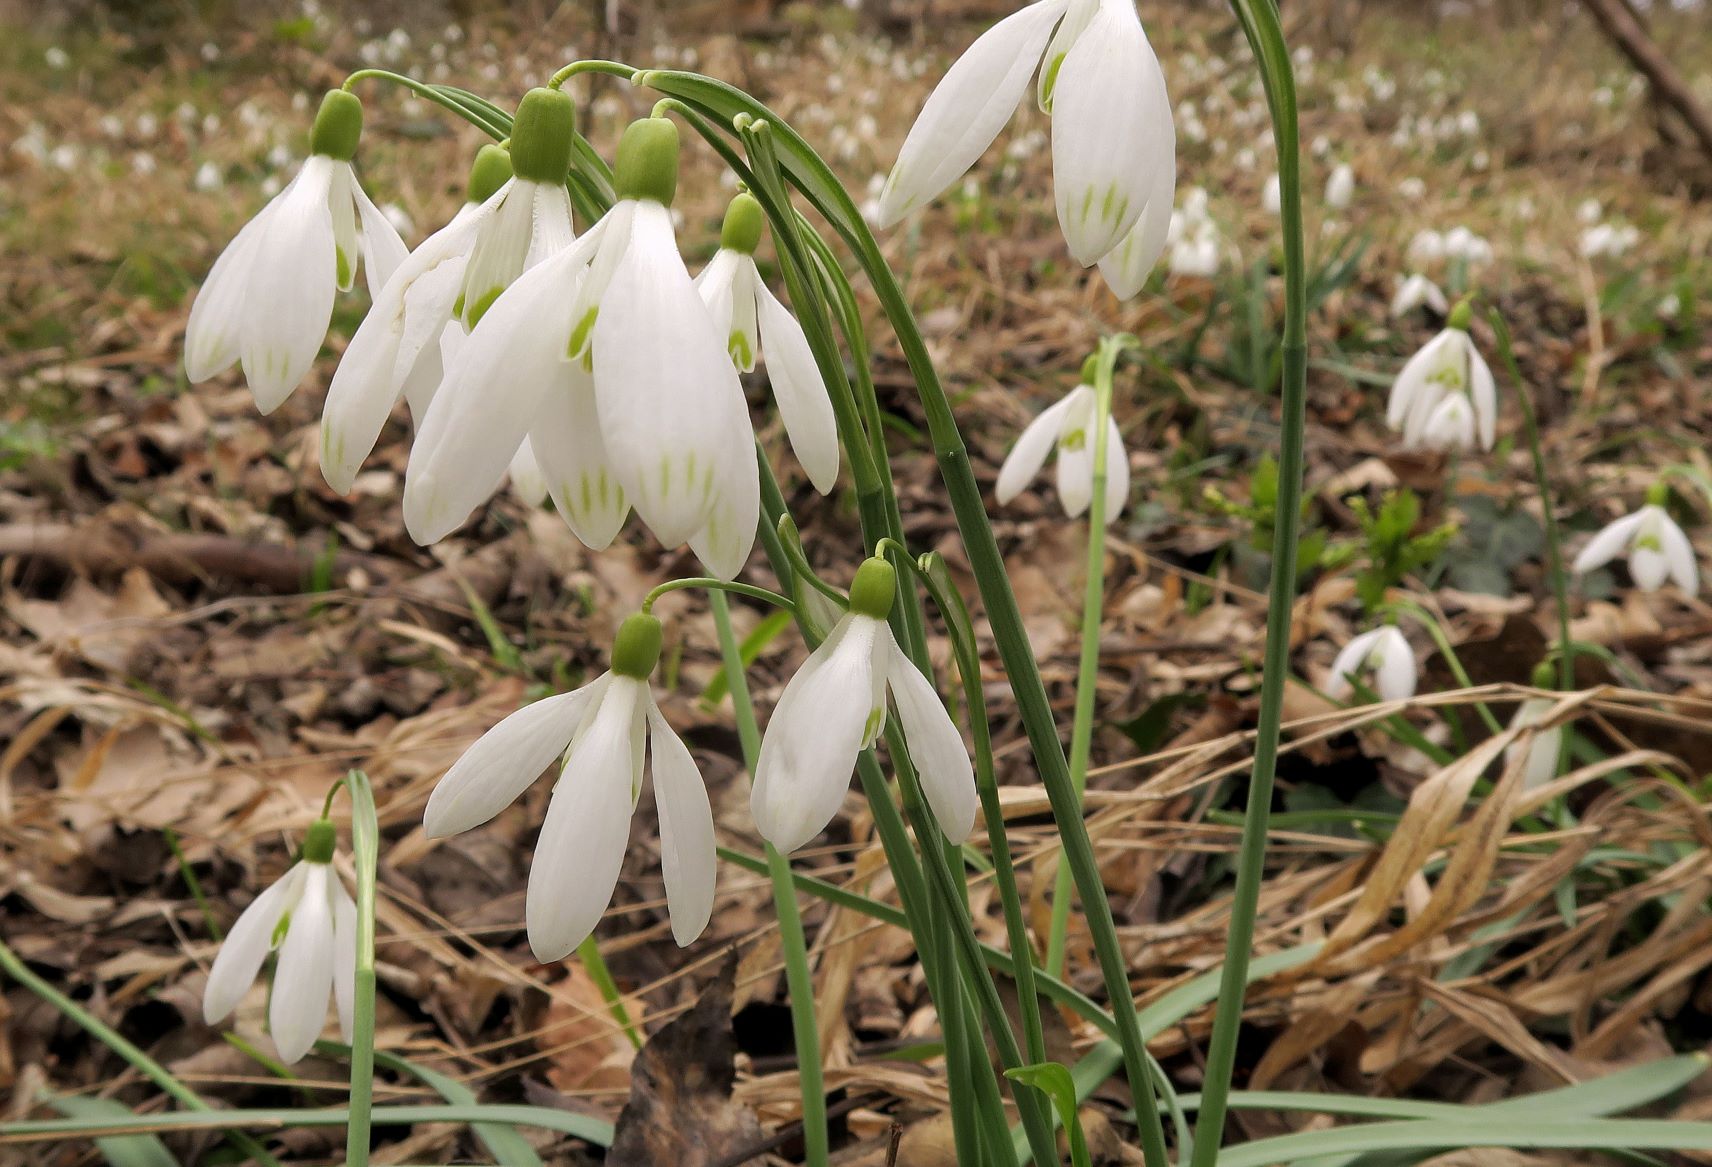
[341,70,507,137]
[710,589,829,1167]
[1047,338,1126,978]
[642,577,793,614]
[547,59,637,88]
[1188,2,1306,1163]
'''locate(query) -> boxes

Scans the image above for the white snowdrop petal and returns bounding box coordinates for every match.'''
[752,615,877,853]
[1325,627,1383,701]
[1657,511,1699,593]
[686,422,759,581]
[525,182,576,268]
[1373,628,1417,702]
[508,437,549,506]
[320,213,480,493]
[1386,329,1455,433]
[329,876,357,1042]
[1630,544,1668,591]
[328,164,360,293]
[995,393,1077,505]
[269,863,336,1064]
[349,164,409,294]
[404,247,582,544]
[526,680,642,962]
[1468,344,1497,451]
[1101,415,1129,523]
[531,365,632,549]
[458,181,531,328]
[1037,0,1100,111]
[693,248,742,343]
[423,683,601,836]
[202,864,303,1024]
[592,202,744,548]
[646,702,717,946]
[1572,511,1647,576]
[185,198,274,382]
[1051,0,1169,263]
[1053,386,1098,518]
[755,279,840,494]
[1096,120,1175,300]
[878,0,1068,225]
[885,642,977,844]
[239,157,339,414]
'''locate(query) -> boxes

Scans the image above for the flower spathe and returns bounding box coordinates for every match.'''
[422,613,716,960]
[186,90,406,415]
[402,117,759,581]
[1505,697,1563,790]
[752,559,979,854]
[1572,498,1697,593]
[201,820,356,1064]
[995,373,1128,522]
[1325,625,1416,703]
[1385,312,1496,452]
[877,0,1174,289]
[694,193,840,494]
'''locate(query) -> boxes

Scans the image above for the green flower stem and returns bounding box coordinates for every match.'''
[641,577,793,614]
[1047,337,1129,978]
[709,588,829,1167]
[344,770,381,1167]
[1489,310,1574,694]
[574,936,642,1049]
[0,937,284,1167]
[1391,600,1502,735]
[1188,2,1306,1164]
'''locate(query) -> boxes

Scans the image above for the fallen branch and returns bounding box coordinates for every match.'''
[1578,0,1712,168]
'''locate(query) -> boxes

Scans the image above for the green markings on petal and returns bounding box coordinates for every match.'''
[861,705,886,747]
[1040,54,1067,112]
[464,285,503,329]
[729,329,754,369]
[567,307,598,360]
[1426,362,1465,390]
[1101,184,1130,229]
[271,910,292,947]
[1060,426,1087,452]
[1635,532,1664,553]
[335,246,354,291]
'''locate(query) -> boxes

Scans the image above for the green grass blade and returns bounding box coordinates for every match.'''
[41,1097,179,1167]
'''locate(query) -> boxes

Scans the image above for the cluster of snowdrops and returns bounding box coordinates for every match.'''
[182,4,1699,1068]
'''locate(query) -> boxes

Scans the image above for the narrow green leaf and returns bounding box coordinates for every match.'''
[42,1096,179,1167]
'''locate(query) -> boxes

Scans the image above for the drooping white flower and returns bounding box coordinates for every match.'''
[753,559,978,854]
[320,144,518,493]
[1325,162,1355,210]
[185,90,406,414]
[1505,696,1563,789]
[423,613,716,960]
[1389,273,1448,319]
[877,0,1174,288]
[994,361,1128,521]
[1571,492,1698,593]
[694,193,840,494]
[404,117,758,580]
[1385,311,1497,452]
[1325,625,1416,703]
[202,820,356,1064]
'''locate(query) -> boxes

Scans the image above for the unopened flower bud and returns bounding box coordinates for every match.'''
[309,89,363,161]
[848,558,897,620]
[720,192,765,254]
[614,117,680,206]
[509,87,576,184]
[611,612,665,678]
[466,142,514,204]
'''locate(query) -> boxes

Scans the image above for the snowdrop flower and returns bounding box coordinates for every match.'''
[1325,162,1355,209]
[1571,485,1697,593]
[404,116,758,580]
[1168,221,1220,277]
[754,559,977,853]
[321,143,516,492]
[995,356,1128,521]
[1506,685,1563,790]
[1385,305,1497,452]
[876,0,1175,286]
[694,193,839,493]
[1390,273,1448,318]
[202,819,356,1064]
[185,91,407,413]
[423,613,715,960]
[1442,225,1493,266]
[1325,625,1416,703]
